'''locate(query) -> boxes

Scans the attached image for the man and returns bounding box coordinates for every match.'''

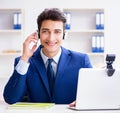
[3,8,92,105]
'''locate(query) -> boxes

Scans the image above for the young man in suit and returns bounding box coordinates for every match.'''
[3,8,92,105]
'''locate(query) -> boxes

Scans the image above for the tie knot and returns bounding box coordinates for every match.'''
[48,58,53,64]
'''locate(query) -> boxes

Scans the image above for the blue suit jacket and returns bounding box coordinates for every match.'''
[3,46,92,104]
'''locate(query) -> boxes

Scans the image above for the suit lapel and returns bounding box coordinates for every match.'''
[31,47,51,97]
[55,47,71,84]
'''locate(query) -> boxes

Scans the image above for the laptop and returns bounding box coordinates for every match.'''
[69,68,120,111]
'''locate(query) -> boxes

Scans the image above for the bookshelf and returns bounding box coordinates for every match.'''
[0,8,24,77]
[62,8,105,67]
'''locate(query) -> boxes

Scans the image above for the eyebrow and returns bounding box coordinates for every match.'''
[41,28,62,31]
[41,28,49,31]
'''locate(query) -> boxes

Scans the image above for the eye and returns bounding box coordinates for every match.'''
[41,30,50,35]
[42,30,48,33]
[55,30,61,34]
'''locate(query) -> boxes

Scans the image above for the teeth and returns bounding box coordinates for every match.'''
[48,43,55,46]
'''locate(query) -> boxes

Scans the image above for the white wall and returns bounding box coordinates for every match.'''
[105,7,120,68]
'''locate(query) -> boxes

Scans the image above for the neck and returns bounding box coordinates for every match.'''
[42,47,60,58]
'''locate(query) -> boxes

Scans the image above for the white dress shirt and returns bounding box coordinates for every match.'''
[41,48,61,76]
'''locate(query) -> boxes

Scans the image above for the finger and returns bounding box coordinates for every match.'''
[69,101,76,107]
[25,35,37,44]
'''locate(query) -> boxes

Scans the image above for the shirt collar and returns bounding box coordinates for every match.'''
[40,47,62,65]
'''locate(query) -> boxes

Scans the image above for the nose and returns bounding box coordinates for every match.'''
[49,32,55,41]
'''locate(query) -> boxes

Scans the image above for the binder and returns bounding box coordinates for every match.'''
[64,12,71,30]
[92,35,104,53]
[100,12,104,29]
[18,12,22,29]
[100,35,104,52]
[96,35,101,52]
[92,35,97,52]
[96,12,104,30]
[13,12,21,29]
[13,13,18,29]
[96,12,100,29]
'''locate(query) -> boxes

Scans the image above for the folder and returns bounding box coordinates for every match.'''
[96,12,104,30]
[13,12,21,29]
[96,35,101,52]
[96,12,100,29]
[64,12,71,30]
[8,102,55,110]
[92,35,97,52]
[100,12,104,29]
[100,35,104,52]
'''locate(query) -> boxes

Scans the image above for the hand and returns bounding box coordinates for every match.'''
[69,101,76,107]
[21,32,38,62]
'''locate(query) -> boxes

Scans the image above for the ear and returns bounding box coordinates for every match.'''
[63,32,68,39]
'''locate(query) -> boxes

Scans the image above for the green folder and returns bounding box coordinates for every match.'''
[8,102,55,110]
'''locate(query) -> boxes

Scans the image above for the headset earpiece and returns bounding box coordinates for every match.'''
[36,30,40,39]
[63,33,65,39]
[63,32,68,39]
[38,31,40,39]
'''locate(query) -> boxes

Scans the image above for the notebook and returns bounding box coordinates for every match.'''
[69,68,120,111]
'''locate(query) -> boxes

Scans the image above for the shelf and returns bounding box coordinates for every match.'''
[64,8,104,30]
[0,8,22,11]
[65,29,104,33]
[0,53,21,56]
[63,8,104,11]
[87,52,105,56]
[0,8,24,78]
[63,8,105,67]
[0,8,23,30]
[0,29,22,33]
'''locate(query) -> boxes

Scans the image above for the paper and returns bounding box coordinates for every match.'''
[8,102,55,110]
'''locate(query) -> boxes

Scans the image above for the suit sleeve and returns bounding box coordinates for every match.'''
[84,54,93,68]
[3,57,27,104]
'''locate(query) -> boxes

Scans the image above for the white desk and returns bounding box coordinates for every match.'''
[1,101,120,113]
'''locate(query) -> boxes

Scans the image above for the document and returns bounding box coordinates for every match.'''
[8,102,55,110]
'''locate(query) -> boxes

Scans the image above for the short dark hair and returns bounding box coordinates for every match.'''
[37,8,66,32]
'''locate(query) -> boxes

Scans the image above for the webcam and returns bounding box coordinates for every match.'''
[106,54,116,76]
[106,54,115,63]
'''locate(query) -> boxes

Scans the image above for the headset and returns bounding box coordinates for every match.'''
[29,30,66,49]
[36,30,40,39]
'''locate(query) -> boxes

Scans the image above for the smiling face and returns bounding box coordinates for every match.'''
[39,20,64,58]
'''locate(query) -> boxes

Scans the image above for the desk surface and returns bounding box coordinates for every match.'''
[0,101,120,113]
